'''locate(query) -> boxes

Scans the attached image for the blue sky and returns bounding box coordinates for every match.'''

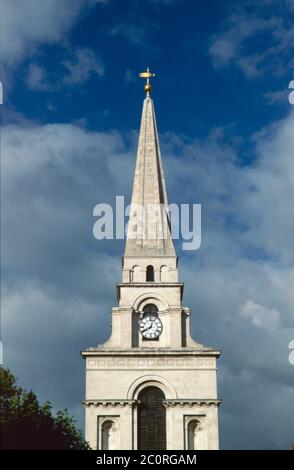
[1,0,294,450]
[5,0,292,136]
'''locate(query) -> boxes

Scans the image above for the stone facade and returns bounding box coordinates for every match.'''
[82,95,221,450]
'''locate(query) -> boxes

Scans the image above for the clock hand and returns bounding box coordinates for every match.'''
[141,321,152,332]
[146,321,158,333]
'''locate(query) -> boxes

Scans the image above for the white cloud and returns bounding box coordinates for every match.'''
[108,24,147,46]
[209,14,274,71]
[1,0,92,67]
[209,3,294,78]
[264,88,288,104]
[1,0,107,93]
[209,38,236,65]
[243,113,294,263]
[26,63,50,91]
[240,299,281,329]
[25,48,104,91]
[63,48,105,84]
[108,21,159,53]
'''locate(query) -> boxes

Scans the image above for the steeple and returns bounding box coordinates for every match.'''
[82,71,221,451]
[124,74,176,258]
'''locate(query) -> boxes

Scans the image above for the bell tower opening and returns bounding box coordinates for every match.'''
[137,386,166,450]
[146,265,154,282]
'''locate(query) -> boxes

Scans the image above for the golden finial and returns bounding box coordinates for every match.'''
[139,66,156,96]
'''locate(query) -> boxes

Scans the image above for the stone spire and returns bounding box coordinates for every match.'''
[124,93,176,258]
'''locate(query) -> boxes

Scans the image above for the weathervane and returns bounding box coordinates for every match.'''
[139,66,156,96]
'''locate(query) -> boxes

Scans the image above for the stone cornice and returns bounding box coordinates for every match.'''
[116,282,184,302]
[81,348,221,358]
[116,282,184,287]
[163,399,221,408]
[122,256,178,259]
[82,399,137,408]
[82,398,221,409]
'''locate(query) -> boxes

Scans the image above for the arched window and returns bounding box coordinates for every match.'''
[143,303,158,316]
[138,386,166,450]
[187,420,199,450]
[146,265,154,282]
[101,420,114,450]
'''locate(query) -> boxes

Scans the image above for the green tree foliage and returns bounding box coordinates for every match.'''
[0,368,90,449]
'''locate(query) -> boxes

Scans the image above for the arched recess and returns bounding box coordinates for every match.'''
[131,265,140,282]
[187,420,199,450]
[160,265,169,282]
[185,417,206,450]
[133,293,168,313]
[99,418,119,450]
[127,374,178,400]
[101,420,113,450]
[137,386,166,450]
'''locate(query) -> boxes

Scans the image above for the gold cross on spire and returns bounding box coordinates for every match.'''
[139,66,156,96]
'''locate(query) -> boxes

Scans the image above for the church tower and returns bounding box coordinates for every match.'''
[82,69,221,450]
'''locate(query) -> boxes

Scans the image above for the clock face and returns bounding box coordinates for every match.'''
[139,315,163,339]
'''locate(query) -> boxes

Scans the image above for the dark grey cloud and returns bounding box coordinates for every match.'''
[2,110,294,449]
[2,123,132,430]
